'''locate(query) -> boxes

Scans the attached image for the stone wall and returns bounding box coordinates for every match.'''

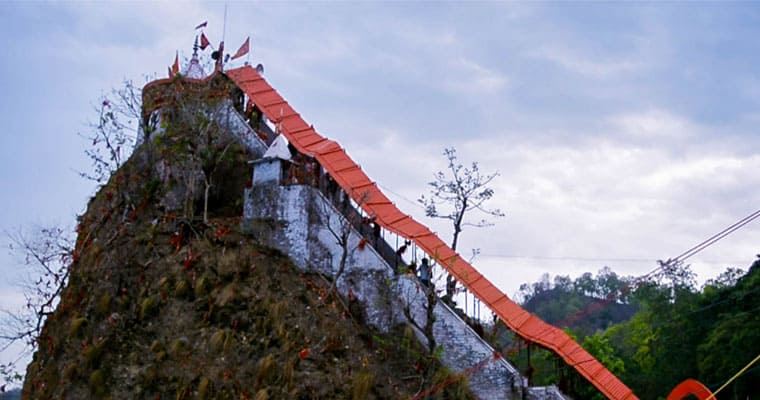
[244,184,396,329]
[243,180,569,400]
[216,100,269,157]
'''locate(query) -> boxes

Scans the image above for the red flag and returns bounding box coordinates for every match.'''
[194,21,207,30]
[230,37,249,60]
[171,52,180,76]
[200,32,210,50]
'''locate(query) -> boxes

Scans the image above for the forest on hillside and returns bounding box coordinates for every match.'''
[499,258,760,399]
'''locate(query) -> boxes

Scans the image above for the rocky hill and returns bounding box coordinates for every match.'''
[21,126,474,399]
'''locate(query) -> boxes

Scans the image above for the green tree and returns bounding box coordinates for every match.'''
[577,332,626,399]
[697,311,760,398]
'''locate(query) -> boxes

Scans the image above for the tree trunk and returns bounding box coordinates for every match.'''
[185,172,197,220]
[445,206,465,303]
[424,289,437,353]
[451,226,461,252]
[402,285,437,355]
[203,179,211,224]
[328,230,350,298]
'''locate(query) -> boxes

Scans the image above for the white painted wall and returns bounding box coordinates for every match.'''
[243,180,572,399]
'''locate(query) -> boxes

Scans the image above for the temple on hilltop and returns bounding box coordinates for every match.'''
[138,37,644,400]
[183,37,206,80]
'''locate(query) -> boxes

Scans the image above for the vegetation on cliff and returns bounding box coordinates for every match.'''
[17,78,475,399]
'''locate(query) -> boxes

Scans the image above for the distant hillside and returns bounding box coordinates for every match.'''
[508,260,760,399]
[603,259,760,399]
[515,269,638,336]
[523,288,637,335]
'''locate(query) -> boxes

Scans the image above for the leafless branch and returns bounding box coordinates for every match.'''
[418,147,505,302]
[1,226,73,387]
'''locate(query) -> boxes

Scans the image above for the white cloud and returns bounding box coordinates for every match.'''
[608,109,698,140]
[447,133,760,296]
[642,156,742,191]
[529,44,644,78]
[3,1,760,375]
[442,58,509,95]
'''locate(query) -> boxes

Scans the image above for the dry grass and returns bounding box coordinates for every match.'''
[255,354,276,387]
[352,370,374,400]
[23,178,476,399]
[210,329,226,352]
[68,316,87,338]
[139,296,157,320]
[88,369,106,398]
[253,388,269,400]
[197,376,211,399]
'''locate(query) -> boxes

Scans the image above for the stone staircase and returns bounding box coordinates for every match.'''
[243,175,569,399]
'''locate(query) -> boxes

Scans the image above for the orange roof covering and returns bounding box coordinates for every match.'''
[225,65,638,400]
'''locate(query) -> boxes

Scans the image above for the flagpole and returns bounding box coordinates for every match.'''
[223,3,228,45]
[221,3,229,71]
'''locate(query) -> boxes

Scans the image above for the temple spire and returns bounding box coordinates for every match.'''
[183,35,206,79]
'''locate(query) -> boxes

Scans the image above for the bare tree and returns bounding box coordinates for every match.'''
[1,81,145,390]
[80,99,133,184]
[317,189,371,298]
[418,147,504,303]
[1,226,73,389]
[401,272,439,355]
[79,80,147,185]
[199,129,235,224]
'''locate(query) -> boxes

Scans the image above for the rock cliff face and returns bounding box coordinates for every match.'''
[21,125,474,399]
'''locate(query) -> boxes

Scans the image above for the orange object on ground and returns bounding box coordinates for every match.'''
[667,378,714,400]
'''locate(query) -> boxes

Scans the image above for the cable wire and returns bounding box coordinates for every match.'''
[377,183,425,210]
[705,352,760,400]
[637,207,760,281]
[676,208,760,263]
[517,207,760,344]
[707,363,760,389]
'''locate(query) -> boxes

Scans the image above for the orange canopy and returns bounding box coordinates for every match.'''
[226,65,638,400]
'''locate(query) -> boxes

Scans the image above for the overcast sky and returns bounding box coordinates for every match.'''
[2,1,760,368]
